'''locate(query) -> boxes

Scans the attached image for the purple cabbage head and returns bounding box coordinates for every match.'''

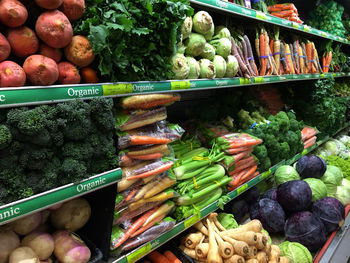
[296,155,327,179]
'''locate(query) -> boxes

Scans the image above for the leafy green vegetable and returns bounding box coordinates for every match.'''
[217,213,238,230]
[274,165,300,186]
[279,241,313,263]
[303,178,328,202]
[323,155,350,178]
[321,166,343,196]
[74,0,192,82]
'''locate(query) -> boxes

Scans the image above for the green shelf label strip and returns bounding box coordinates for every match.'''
[0,73,348,108]
[189,0,350,44]
[0,168,122,225]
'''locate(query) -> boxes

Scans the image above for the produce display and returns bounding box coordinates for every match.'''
[0,0,99,87]
[0,198,92,263]
[268,3,303,24]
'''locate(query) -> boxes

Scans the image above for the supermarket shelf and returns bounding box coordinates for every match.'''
[189,0,349,45]
[0,168,122,226]
[0,72,348,108]
[110,123,350,263]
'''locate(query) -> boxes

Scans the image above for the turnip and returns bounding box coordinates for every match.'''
[58,61,80,84]
[50,198,91,231]
[62,0,85,21]
[11,212,42,236]
[0,33,11,62]
[40,258,53,263]
[0,61,26,87]
[0,0,28,27]
[47,203,63,211]
[64,35,95,67]
[21,232,55,260]
[41,210,50,224]
[0,228,20,263]
[23,55,59,86]
[35,0,63,9]
[53,231,91,263]
[9,247,40,263]
[7,26,39,58]
[35,10,73,48]
[39,43,62,63]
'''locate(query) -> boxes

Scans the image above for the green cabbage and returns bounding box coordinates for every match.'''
[321,165,343,196]
[217,213,238,230]
[323,140,340,156]
[303,178,328,202]
[335,178,350,205]
[274,165,300,186]
[337,135,350,147]
[279,241,312,263]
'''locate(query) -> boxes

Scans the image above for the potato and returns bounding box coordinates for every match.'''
[21,232,55,260]
[39,43,62,63]
[7,26,39,58]
[64,35,94,67]
[62,0,85,21]
[23,55,59,85]
[35,10,73,48]
[35,0,63,9]
[0,0,28,27]
[50,198,91,232]
[9,247,40,263]
[58,61,80,84]
[0,61,26,87]
[0,229,20,263]
[0,33,10,62]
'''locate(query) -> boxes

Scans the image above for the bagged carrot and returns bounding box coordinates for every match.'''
[124,159,175,180]
[217,133,262,149]
[121,94,180,110]
[118,144,171,163]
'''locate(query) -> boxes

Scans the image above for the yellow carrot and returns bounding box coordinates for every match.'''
[142,201,174,227]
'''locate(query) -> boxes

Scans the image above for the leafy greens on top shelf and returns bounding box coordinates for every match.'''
[74,0,193,82]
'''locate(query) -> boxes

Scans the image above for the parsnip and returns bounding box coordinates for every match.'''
[223,230,257,245]
[256,251,268,263]
[220,236,249,257]
[279,256,290,263]
[207,219,223,263]
[223,255,245,263]
[256,233,267,250]
[185,232,203,249]
[194,221,208,235]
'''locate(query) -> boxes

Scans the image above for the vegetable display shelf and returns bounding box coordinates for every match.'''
[110,122,350,263]
[189,0,350,45]
[0,73,348,108]
[0,168,122,226]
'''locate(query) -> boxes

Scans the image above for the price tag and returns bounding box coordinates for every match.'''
[302,149,308,156]
[345,39,349,43]
[170,81,190,90]
[256,11,267,20]
[292,22,300,29]
[321,32,328,37]
[254,77,264,83]
[261,170,272,179]
[304,25,311,32]
[184,213,201,229]
[320,74,325,78]
[103,83,133,96]
[237,184,248,195]
[333,73,337,77]
[239,78,251,85]
[127,243,151,263]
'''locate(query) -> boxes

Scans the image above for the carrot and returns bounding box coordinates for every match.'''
[130,214,165,238]
[325,51,332,73]
[144,176,176,199]
[284,44,294,74]
[133,97,180,110]
[126,161,174,180]
[239,165,257,182]
[143,201,174,227]
[80,66,98,83]
[129,135,171,145]
[164,251,182,263]
[304,140,315,149]
[273,39,281,75]
[113,207,158,248]
[229,159,256,176]
[228,139,262,148]
[259,29,267,76]
[130,153,164,160]
[299,46,305,74]
[224,146,251,154]
[125,187,138,202]
[306,42,313,73]
[148,251,172,263]
[269,39,274,55]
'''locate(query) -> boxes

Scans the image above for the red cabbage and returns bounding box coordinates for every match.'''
[296,155,327,179]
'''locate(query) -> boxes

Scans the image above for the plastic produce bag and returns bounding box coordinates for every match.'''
[121,94,180,110]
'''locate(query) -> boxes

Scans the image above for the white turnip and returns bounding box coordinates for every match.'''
[9,247,40,263]
[21,232,54,260]
[53,231,91,263]
[0,228,20,263]
[12,212,42,236]
[50,198,91,231]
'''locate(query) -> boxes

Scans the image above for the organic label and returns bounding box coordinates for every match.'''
[256,11,266,20]
[333,73,337,77]
[237,184,248,195]
[292,22,300,29]
[261,170,272,179]
[171,81,190,90]
[302,149,308,156]
[320,74,325,78]
[184,213,200,229]
[254,77,264,83]
[127,243,151,263]
[103,83,133,96]
[239,78,251,85]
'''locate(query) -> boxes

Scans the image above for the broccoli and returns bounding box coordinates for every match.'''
[280,131,301,156]
[251,111,266,123]
[61,141,94,161]
[289,119,300,132]
[19,146,53,170]
[266,118,280,136]
[253,145,268,161]
[61,158,87,182]
[237,109,255,130]
[287,111,296,120]
[259,157,272,172]
[275,111,290,132]
[89,98,115,131]
[0,125,12,150]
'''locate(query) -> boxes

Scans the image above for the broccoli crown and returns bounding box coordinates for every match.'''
[274,111,290,132]
[251,111,266,123]
[238,109,255,130]
[0,125,12,150]
[253,145,268,161]
[289,119,300,132]
[89,98,115,131]
[61,158,87,182]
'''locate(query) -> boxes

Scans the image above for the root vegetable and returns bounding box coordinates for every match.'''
[194,221,208,235]
[23,55,59,85]
[269,245,280,262]
[35,0,63,9]
[35,10,73,48]
[41,210,50,224]
[21,232,54,260]
[7,26,39,57]
[246,260,259,263]
[80,67,98,83]
[50,198,91,232]
[0,229,20,263]
[64,35,95,67]
[62,0,85,21]
[0,0,28,27]
[256,233,267,250]
[40,258,53,263]
[195,242,209,259]
[185,232,203,249]
[223,255,245,263]
[180,245,204,261]
[9,247,40,263]
[0,61,26,87]
[279,256,290,263]
[207,219,223,263]
[221,236,249,257]
[246,246,257,259]
[53,231,91,263]
[223,231,257,246]
[214,231,234,259]
[0,33,10,62]
[58,61,80,84]
[48,203,63,211]
[12,212,42,235]
[256,251,267,263]
[264,243,271,256]
[39,43,62,63]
